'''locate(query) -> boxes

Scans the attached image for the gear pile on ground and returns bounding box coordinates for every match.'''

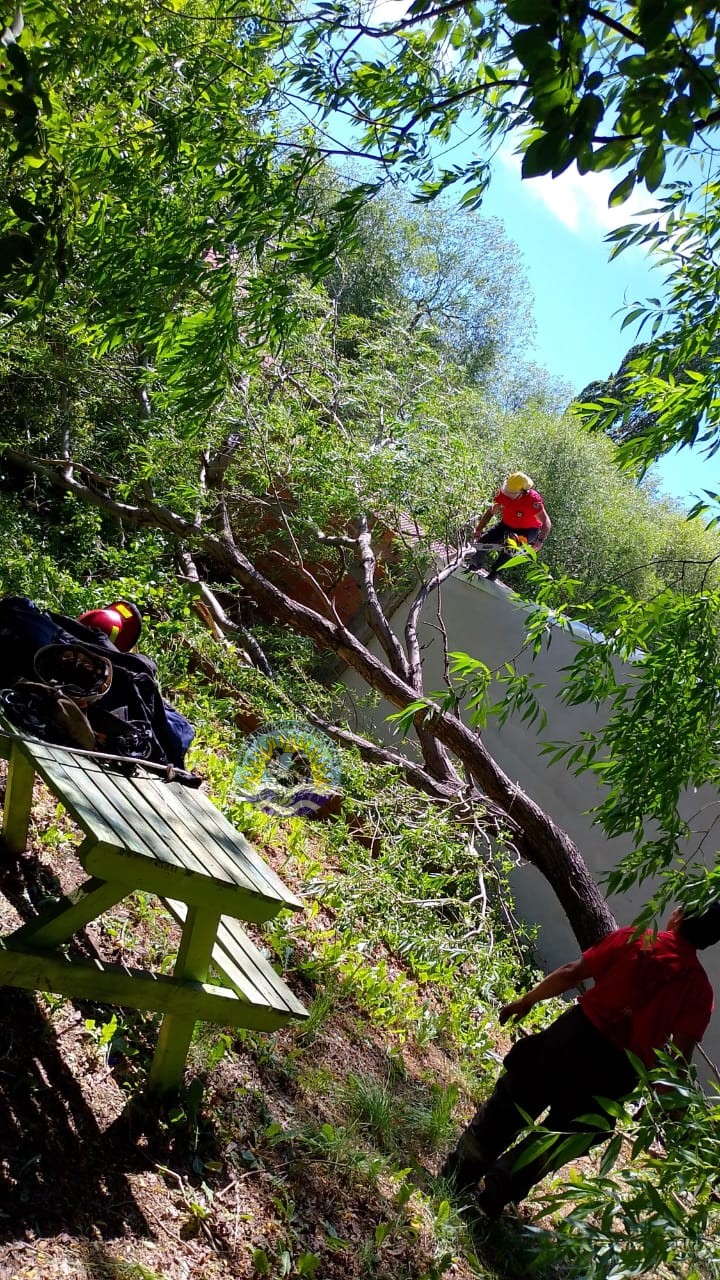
[0,596,194,771]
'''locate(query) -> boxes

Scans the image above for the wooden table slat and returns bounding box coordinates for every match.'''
[14,734,296,908]
[32,753,271,908]
[20,743,122,847]
[187,787,303,908]
[0,942,297,1029]
[155,781,290,902]
[215,918,307,1016]
[164,897,306,1014]
[25,741,169,864]
[132,777,273,899]
[46,754,187,871]
[97,766,250,890]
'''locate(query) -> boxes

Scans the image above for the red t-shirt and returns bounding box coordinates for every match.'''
[579,926,713,1067]
[494,489,545,530]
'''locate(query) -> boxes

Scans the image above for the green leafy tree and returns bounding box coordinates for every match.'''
[292,0,720,469]
[492,409,720,604]
[0,0,370,422]
[8,258,720,955]
[577,343,660,445]
[395,201,535,379]
[319,185,536,380]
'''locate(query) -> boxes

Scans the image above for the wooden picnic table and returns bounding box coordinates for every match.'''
[0,720,307,1094]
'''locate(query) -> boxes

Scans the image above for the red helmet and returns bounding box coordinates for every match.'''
[77,600,142,652]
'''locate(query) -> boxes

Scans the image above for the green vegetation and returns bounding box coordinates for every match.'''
[291,0,720,472]
[3,1,720,1274]
[2,509,718,1276]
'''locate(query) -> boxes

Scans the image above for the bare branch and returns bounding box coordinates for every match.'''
[306,711,460,800]
[5,448,193,536]
[586,4,641,45]
[357,513,411,681]
[22,458,120,487]
[179,549,273,676]
[309,523,359,549]
[258,435,345,627]
[280,369,349,434]
[405,552,467,687]
[205,431,245,487]
[218,497,236,546]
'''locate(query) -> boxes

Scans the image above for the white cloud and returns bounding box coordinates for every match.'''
[499,147,652,235]
[368,0,411,22]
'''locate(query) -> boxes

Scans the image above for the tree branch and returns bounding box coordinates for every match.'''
[306,711,460,800]
[308,523,358,549]
[5,447,616,948]
[205,430,245,487]
[586,5,642,46]
[356,513,412,681]
[179,549,273,676]
[405,554,466,688]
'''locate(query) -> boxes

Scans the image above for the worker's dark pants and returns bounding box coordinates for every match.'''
[468,523,539,577]
[445,1006,638,1207]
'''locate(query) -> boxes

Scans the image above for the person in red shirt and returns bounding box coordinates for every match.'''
[466,471,552,580]
[440,903,720,1218]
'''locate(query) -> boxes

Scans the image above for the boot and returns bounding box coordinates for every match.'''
[463,546,487,573]
[476,1169,512,1220]
[440,1151,475,1196]
[439,1135,492,1199]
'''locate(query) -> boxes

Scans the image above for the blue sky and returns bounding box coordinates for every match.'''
[480,152,656,393]
[477,149,710,507]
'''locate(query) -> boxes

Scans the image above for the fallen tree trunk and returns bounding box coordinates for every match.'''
[5,448,616,948]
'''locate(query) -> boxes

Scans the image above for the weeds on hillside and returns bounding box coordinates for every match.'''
[255,754,543,1067]
[6,617,707,1278]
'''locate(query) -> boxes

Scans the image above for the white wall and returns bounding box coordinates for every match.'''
[342,572,720,1077]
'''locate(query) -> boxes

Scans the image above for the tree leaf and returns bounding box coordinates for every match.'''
[609,171,636,207]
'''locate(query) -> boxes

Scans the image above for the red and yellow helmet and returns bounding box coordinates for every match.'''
[77,600,142,651]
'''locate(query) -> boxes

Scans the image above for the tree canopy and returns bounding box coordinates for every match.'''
[289,0,720,475]
[3,0,720,927]
[7,0,720,472]
[0,0,371,422]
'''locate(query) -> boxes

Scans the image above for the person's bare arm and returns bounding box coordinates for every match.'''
[474,504,500,539]
[499,957,589,1025]
[537,508,552,545]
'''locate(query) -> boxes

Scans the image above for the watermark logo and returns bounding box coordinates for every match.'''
[233,720,341,817]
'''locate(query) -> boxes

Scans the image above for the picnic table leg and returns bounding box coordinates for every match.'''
[2,745,36,855]
[8,873,127,949]
[148,905,220,1097]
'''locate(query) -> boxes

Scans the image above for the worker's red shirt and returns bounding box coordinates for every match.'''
[579,926,713,1067]
[494,489,545,530]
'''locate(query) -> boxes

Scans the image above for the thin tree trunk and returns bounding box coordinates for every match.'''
[357,514,462,788]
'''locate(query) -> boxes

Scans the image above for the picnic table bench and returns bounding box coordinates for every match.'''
[0,720,307,1094]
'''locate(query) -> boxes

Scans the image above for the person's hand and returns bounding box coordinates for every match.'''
[498,994,533,1025]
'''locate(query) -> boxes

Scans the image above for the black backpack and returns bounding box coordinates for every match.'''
[0,596,194,769]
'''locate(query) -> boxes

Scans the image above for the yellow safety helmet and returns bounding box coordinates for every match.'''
[504,472,534,493]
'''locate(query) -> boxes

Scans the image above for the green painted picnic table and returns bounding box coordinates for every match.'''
[0,721,307,1094]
